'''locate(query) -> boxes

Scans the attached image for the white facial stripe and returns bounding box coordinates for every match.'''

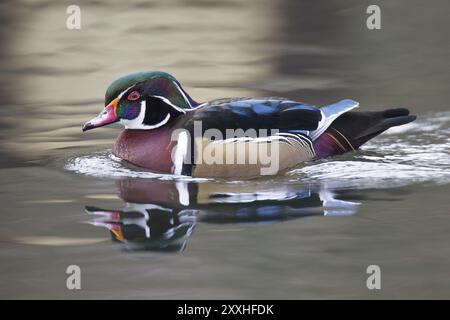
[120,100,171,129]
[152,95,187,114]
[116,88,188,130]
[146,113,171,129]
[173,81,193,108]
[120,101,145,129]
[117,85,135,99]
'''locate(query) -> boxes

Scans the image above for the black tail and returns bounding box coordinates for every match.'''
[326,108,416,150]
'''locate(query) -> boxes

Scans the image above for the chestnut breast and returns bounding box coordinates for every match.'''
[112,128,175,174]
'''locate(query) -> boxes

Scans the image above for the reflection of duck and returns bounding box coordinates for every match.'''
[86,204,196,252]
[85,179,359,252]
[82,71,416,178]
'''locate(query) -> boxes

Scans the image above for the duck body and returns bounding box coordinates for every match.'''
[83,71,416,178]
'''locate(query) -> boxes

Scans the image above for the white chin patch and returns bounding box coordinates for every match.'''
[119,101,171,130]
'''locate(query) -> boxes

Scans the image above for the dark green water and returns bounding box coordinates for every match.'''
[0,0,449,299]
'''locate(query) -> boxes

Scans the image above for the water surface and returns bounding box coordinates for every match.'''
[0,0,450,299]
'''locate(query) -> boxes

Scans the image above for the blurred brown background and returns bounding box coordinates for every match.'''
[0,0,449,299]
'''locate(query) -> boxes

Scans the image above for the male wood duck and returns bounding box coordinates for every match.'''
[82,71,416,178]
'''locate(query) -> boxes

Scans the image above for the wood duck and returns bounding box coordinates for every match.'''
[82,71,416,178]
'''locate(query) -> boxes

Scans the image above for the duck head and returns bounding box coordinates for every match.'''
[82,71,196,131]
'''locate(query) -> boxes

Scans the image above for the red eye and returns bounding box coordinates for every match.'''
[127,91,140,101]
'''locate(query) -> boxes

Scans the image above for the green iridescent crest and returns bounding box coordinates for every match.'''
[105,71,193,109]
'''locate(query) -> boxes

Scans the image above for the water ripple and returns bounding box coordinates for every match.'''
[65,153,208,182]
